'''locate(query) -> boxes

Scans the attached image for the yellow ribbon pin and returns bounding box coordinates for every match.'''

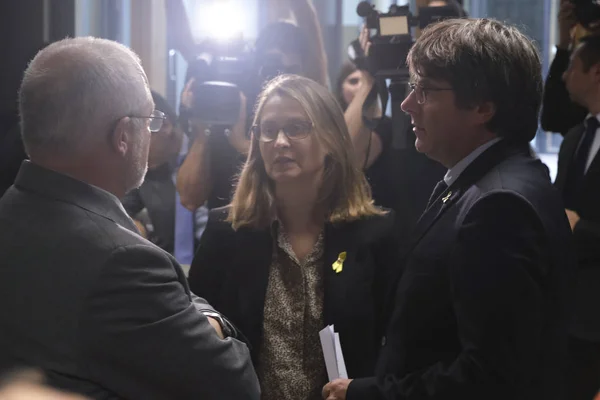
[442,191,452,203]
[332,252,347,274]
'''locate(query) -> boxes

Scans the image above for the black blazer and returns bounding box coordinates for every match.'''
[188,207,398,378]
[349,141,575,400]
[0,162,259,400]
[555,122,600,341]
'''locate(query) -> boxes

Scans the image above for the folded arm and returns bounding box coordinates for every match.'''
[81,244,260,400]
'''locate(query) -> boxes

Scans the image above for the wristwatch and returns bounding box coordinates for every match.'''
[201,311,234,338]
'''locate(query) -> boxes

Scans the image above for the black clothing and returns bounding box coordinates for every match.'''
[189,208,398,379]
[0,121,27,198]
[349,141,575,400]
[366,117,446,242]
[122,163,176,254]
[206,131,246,209]
[555,122,600,400]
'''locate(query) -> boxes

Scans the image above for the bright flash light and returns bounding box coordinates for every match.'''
[194,0,244,41]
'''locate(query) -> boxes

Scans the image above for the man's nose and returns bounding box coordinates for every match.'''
[401,89,418,115]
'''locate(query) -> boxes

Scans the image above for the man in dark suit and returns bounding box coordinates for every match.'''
[0,37,260,400]
[559,34,600,400]
[323,19,574,400]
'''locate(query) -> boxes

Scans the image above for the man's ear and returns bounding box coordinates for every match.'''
[473,101,496,125]
[591,63,600,83]
[109,117,132,157]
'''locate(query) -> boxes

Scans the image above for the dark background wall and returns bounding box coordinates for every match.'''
[0,0,74,130]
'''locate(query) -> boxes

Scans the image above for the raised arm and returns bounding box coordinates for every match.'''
[265,0,329,87]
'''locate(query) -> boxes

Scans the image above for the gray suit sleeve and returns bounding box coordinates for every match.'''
[191,293,216,312]
[80,244,260,400]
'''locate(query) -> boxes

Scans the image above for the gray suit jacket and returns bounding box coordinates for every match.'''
[0,161,260,400]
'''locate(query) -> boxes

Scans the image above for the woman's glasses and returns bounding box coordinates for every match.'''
[251,120,313,143]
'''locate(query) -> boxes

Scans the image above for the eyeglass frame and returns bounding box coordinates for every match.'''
[250,120,314,143]
[129,110,167,132]
[408,82,453,105]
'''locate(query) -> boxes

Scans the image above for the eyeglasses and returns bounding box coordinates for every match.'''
[251,121,313,143]
[130,110,167,132]
[408,83,453,105]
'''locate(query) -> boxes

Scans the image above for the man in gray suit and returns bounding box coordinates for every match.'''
[0,37,260,400]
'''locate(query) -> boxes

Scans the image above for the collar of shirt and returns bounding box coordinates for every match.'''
[444,137,503,187]
[584,113,600,172]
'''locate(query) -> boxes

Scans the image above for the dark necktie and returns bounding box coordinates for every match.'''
[426,179,448,210]
[574,116,599,179]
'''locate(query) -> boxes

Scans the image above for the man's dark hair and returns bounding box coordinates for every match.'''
[577,35,600,71]
[407,18,542,143]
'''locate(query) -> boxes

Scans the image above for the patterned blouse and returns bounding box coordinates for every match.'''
[256,223,328,400]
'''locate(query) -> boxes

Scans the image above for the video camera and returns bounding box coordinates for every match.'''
[572,0,600,29]
[186,37,259,129]
[349,1,465,80]
[348,1,465,150]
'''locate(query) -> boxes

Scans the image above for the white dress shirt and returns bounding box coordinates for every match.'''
[583,114,600,173]
[444,138,503,187]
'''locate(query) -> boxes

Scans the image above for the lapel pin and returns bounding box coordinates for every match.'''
[442,191,452,203]
[332,251,347,274]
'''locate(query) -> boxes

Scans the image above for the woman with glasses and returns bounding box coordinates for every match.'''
[188,74,397,400]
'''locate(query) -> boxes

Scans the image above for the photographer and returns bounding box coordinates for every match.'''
[122,91,183,254]
[541,0,597,136]
[175,0,328,212]
[341,0,463,238]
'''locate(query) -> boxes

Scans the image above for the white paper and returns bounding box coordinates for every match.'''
[319,325,348,381]
[334,332,348,379]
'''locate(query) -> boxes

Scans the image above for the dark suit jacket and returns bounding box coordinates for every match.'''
[0,162,260,400]
[349,141,575,400]
[0,120,27,198]
[555,123,600,341]
[188,207,398,379]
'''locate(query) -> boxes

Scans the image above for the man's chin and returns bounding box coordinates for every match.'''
[127,166,148,192]
[414,137,429,154]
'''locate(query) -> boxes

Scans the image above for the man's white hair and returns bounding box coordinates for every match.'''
[19,37,152,156]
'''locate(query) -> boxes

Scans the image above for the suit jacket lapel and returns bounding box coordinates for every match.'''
[556,124,584,191]
[235,227,273,353]
[403,187,461,259]
[384,141,529,322]
[404,141,522,256]
[322,223,355,325]
[582,144,600,190]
